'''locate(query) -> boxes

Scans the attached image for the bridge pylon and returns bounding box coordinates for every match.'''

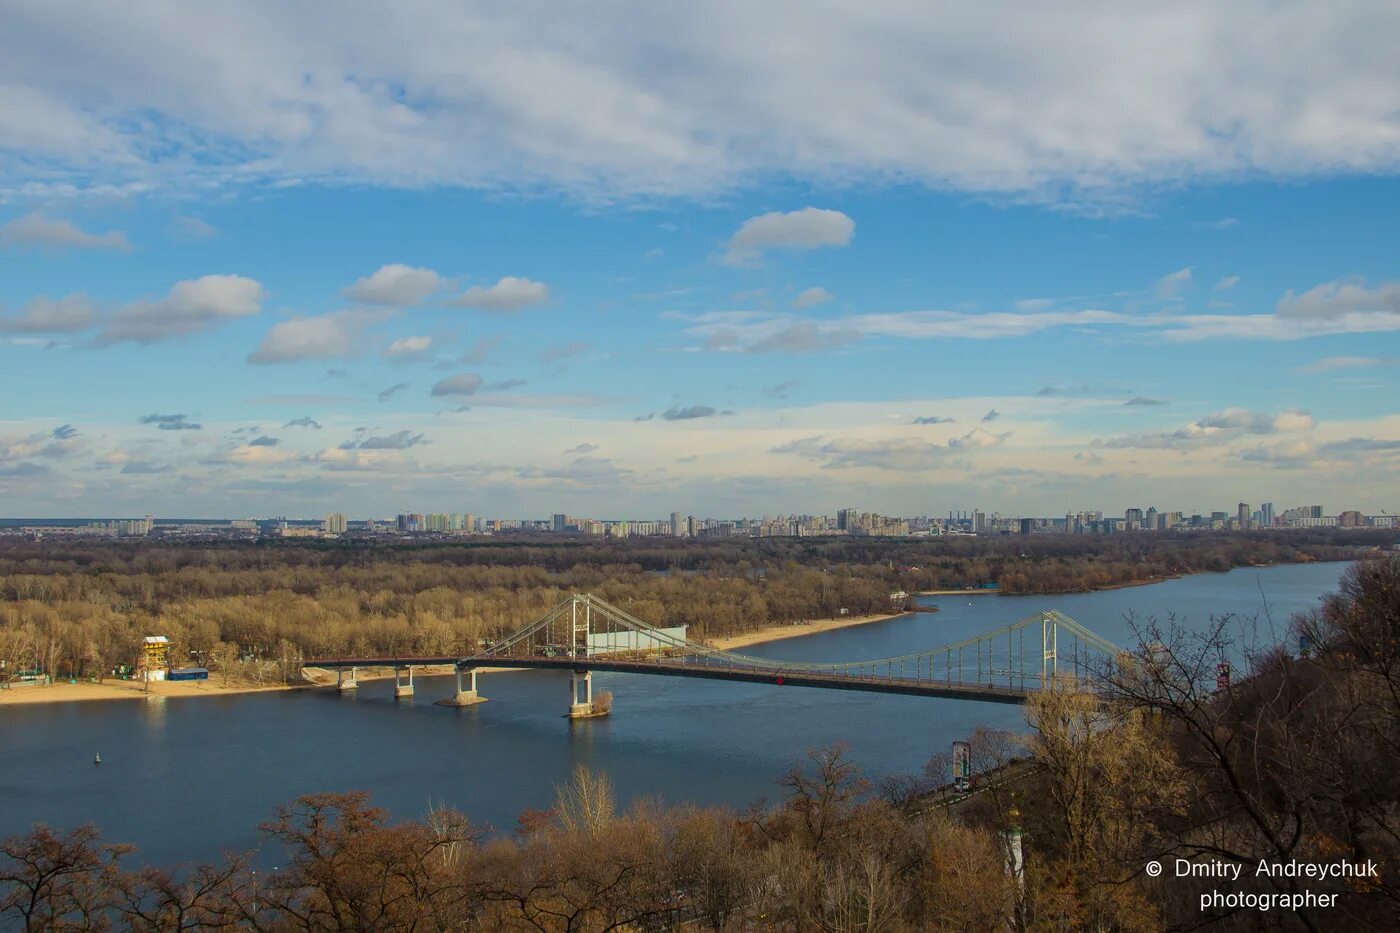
[306,593,1124,710]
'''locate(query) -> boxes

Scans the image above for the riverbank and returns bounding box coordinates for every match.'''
[0,677,306,706]
[707,611,907,651]
[0,662,543,705]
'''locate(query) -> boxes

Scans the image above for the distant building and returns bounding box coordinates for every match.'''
[322,513,348,534]
[1238,502,1251,530]
[671,511,683,537]
[1339,510,1365,527]
[553,513,568,532]
[1125,508,1142,531]
[1260,502,1275,528]
[140,636,170,682]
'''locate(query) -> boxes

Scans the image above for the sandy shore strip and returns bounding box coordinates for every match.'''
[917,588,1001,596]
[706,611,908,651]
[0,677,306,706]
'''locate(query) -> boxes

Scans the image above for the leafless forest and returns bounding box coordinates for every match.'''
[0,530,1387,684]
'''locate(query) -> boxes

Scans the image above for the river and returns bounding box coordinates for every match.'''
[0,561,1349,868]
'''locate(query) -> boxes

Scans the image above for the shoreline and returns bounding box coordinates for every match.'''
[706,611,908,651]
[0,677,309,706]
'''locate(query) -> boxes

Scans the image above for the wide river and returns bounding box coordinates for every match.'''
[0,561,1349,867]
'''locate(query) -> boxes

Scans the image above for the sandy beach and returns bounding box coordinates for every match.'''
[0,676,306,706]
[706,611,907,651]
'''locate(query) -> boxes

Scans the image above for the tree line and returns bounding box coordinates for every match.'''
[0,530,1387,684]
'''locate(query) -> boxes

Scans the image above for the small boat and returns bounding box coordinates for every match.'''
[94,753,102,765]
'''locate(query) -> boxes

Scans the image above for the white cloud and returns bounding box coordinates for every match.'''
[0,212,129,250]
[99,275,264,344]
[1098,407,1314,449]
[721,208,854,266]
[0,295,95,333]
[247,309,376,364]
[384,335,435,358]
[4,4,1398,207]
[792,286,835,309]
[1214,275,1240,291]
[314,447,406,471]
[949,427,1010,449]
[1155,267,1193,298]
[345,264,445,305]
[1276,279,1400,320]
[447,276,550,311]
[228,444,301,465]
[772,436,948,471]
[848,309,1132,340]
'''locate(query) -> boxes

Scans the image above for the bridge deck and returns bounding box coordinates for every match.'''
[305,655,1031,704]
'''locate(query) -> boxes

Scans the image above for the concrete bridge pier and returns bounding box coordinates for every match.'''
[568,669,606,718]
[337,667,358,692]
[394,666,415,699]
[437,666,487,707]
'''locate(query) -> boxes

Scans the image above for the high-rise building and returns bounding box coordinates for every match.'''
[972,510,987,534]
[837,508,858,531]
[1237,502,1251,530]
[687,515,698,537]
[552,513,568,532]
[1260,503,1274,528]
[1145,506,1159,531]
[464,513,475,533]
[322,513,348,534]
[671,512,683,537]
[1125,508,1142,531]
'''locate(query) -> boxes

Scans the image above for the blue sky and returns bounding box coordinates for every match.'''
[1,1,1397,519]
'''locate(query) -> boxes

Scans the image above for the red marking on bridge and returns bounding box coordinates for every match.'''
[775,676,784,685]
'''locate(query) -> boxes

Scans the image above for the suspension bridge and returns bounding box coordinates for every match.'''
[306,593,1124,715]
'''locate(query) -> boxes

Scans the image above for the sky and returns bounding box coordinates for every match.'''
[1,1,1398,520]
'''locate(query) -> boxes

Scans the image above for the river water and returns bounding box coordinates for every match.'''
[0,562,1348,867]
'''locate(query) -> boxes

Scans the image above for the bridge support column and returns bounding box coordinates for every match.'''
[394,666,415,699]
[437,667,488,707]
[568,669,605,718]
[337,666,358,692]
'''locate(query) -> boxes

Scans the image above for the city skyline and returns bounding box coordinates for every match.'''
[2,2,1399,517]
[6,501,1391,536]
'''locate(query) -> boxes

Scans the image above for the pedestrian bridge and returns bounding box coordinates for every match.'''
[306,593,1125,713]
